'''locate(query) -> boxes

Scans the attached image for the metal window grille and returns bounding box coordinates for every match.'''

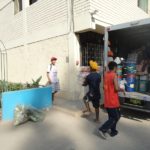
[79,32,104,66]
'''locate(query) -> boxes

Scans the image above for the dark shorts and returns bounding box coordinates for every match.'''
[91,97,100,109]
[83,93,100,109]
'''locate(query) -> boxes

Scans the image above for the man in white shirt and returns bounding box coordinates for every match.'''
[47,57,60,102]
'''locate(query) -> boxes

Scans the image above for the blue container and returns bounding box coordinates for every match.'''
[126,83,135,92]
[125,62,136,67]
[126,74,136,92]
[2,87,52,121]
[125,62,136,74]
[126,77,136,83]
[125,62,136,92]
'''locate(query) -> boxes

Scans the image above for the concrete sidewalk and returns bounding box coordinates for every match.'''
[53,98,102,117]
[53,98,84,117]
[0,99,149,150]
[0,107,149,150]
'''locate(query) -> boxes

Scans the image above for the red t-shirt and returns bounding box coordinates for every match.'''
[104,71,120,108]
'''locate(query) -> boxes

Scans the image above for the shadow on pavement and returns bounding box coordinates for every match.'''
[14,113,77,150]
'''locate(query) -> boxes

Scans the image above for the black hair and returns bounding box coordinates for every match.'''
[108,61,117,70]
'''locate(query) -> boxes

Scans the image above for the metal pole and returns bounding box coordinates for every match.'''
[3,53,6,91]
[5,50,8,90]
[0,40,8,92]
[104,28,109,71]
[102,28,109,105]
[0,48,2,83]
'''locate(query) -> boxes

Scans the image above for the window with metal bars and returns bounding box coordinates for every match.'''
[79,32,104,66]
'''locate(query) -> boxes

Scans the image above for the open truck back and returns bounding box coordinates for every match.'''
[104,18,150,113]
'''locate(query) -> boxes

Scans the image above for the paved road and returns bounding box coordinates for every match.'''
[0,108,149,150]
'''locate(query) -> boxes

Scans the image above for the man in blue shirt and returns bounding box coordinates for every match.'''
[83,60,101,122]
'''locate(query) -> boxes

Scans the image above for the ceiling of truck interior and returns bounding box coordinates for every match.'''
[109,23,150,48]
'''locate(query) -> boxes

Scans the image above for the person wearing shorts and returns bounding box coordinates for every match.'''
[47,57,60,102]
[83,60,101,122]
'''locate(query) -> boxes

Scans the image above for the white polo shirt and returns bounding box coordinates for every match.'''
[47,64,59,83]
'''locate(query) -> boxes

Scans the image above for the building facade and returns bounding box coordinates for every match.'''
[0,0,149,100]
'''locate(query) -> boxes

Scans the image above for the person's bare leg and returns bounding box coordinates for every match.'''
[52,92,57,103]
[52,93,54,103]
[82,101,91,113]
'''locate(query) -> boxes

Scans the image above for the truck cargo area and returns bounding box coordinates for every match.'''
[109,23,150,59]
[108,20,150,112]
[78,18,150,112]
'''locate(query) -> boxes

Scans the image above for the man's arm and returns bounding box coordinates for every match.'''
[82,77,88,86]
[46,64,52,84]
[47,72,51,84]
[114,75,125,93]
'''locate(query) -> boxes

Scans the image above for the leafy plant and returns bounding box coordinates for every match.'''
[8,82,24,91]
[26,76,42,88]
[0,80,8,93]
[0,76,42,92]
[31,76,42,88]
[0,76,42,109]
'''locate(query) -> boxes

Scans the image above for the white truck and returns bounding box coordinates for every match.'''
[103,18,150,113]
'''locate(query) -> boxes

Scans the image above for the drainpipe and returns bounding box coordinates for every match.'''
[67,0,77,100]
[67,0,74,34]
[0,40,8,92]
[22,0,29,46]
[22,0,29,81]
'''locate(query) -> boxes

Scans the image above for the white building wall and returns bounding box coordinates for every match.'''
[7,35,70,96]
[148,0,150,15]
[73,0,90,15]
[0,0,86,100]
[0,0,70,99]
[0,0,149,49]
[0,0,94,49]
[0,1,23,48]
[26,0,68,33]
[90,0,149,26]
[73,0,94,32]
[0,0,69,49]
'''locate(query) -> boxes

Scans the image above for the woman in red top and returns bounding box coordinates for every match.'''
[99,61,124,139]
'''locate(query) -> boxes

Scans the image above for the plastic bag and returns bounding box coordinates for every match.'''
[27,107,45,122]
[14,105,45,126]
[14,105,28,126]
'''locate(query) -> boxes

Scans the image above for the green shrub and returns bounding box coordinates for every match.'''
[0,76,42,109]
[27,76,42,88]
[0,76,42,92]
